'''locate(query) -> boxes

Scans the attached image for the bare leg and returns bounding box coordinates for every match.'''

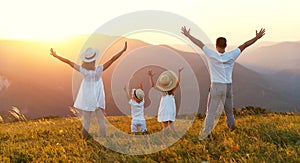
[162,122,169,130]
[169,121,175,131]
[96,108,106,137]
[82,111,91,139]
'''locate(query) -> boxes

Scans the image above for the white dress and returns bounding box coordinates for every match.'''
[158,94,176,122]
[74,65,105,111]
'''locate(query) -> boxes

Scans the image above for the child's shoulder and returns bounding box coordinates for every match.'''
[129,99,144,106]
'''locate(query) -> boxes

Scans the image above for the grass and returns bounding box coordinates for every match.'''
[0,113,299,162]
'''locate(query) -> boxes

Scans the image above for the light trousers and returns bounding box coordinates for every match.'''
[203,83,235,134]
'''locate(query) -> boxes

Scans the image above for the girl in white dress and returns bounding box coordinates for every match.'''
[148,68,183,131]
[50,42,127,139]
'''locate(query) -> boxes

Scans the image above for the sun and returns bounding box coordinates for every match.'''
[2,32,73,42]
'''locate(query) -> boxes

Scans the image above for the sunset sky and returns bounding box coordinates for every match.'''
[1,0,299,45]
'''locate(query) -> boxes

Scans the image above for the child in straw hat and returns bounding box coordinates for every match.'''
[50,42,127,139]
[148,68,183,131]
[124,82,147,134]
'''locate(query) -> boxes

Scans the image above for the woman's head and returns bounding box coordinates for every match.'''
[80,47,100,63]
[80,47,100,70]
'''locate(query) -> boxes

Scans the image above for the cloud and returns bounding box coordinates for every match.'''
[0,75,10,92]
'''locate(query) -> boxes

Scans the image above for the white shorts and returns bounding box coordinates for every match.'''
[131,119,147,133]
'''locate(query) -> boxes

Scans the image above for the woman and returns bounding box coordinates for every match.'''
[50,41,127,139]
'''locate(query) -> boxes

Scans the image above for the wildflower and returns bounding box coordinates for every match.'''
[232,145,239,152]
[0,116,3,123]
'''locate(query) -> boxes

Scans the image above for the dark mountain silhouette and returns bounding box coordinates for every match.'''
[0,37,299,119]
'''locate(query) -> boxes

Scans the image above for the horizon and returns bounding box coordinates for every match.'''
[1,33,299,46]
[0,30,299,48]
[0,34,299,54]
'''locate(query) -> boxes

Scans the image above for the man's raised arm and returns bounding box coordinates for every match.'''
[181,26,205,49]
[238,28,266,52]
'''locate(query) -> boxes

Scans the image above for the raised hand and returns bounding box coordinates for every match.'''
[148,69,155,88]
[238,28,266,52]
[139,82,143,90]
[50,48,58,57]
[123,84,130,100]
[148,69,155,77]
[256,28,266,39]
[181,26,190,37]
[122,41,127,52]
[103,41,128,71]
[178,67,184,73]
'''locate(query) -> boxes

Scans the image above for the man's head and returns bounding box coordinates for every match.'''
[216,37,227,49]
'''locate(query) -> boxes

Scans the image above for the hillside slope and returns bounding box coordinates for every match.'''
[0,112,299,162]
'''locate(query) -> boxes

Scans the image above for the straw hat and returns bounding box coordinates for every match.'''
[132,89,145,101]
[80,47,100,62]
[156,70,178,91]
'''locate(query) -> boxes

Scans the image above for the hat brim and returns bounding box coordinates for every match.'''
[80,48,100,63]
[156,71,178,92]
[132,89,145,101]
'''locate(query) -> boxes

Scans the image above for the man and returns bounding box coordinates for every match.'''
[181,26,265,138]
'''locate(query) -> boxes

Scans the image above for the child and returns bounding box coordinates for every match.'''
[148,68,183,131]
[50,41,127,139]
[124,83,147,134]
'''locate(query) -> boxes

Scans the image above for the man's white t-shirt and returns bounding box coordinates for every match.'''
[202,46,241,83]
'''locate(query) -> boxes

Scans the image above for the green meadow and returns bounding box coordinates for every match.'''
[1,109,299,162]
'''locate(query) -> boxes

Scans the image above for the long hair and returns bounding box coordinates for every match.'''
[81,61,96,70]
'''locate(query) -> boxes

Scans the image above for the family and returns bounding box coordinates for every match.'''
[50,27,265,139]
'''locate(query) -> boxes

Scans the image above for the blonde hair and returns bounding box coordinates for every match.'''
[81,61,96,70]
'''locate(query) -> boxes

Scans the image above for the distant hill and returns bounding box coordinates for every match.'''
[0,37,299,119]
[237,41,300,111]
[238,41,300,73]
[0,35,152,118]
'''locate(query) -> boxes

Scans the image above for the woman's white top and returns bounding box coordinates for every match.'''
[74,65,105,111]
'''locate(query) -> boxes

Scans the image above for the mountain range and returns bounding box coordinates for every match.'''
[0,35,299,119]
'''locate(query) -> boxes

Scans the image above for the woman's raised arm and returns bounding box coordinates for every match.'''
[50,48,80,71]
[103,41,127,71]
